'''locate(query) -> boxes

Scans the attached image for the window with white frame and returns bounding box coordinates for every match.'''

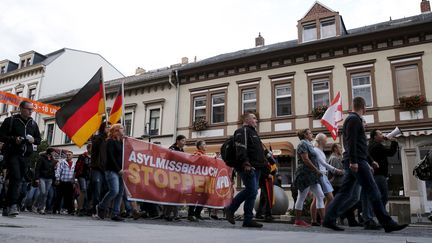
[1,90,11,113]
[395,65,421,99]
[46,123,55,145]
[320,18,336,39]
[193,96,207,122]
[64,134,71,144]
[303,23,317,42]
[14,90,23,110]
[242,89,257,114]
[149,108,160,136]
[211,93,225,123]
[351,73,373,108]
[275,84,292,116]
[124,112,133,136]
[28,87,37,100]
[312,79,330,108]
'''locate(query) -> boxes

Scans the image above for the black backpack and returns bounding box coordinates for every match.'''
[220,136,237,167]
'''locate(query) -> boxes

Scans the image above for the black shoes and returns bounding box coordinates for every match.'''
[242,220,263,228]
[225,207,235,224]
[264,215,274,222]
[111,215,125,222]
[188,215,198,222]
[311,222,321,227]
[363,220,382,230]
[96,205,105,219]
[383,223,408,233]
[323,222,345,231]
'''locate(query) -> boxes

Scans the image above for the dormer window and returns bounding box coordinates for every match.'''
[0,66,5,74]
[20,60,25,68]
[26,58,31,66]
[320,18,336,39]
[303,23,317,42]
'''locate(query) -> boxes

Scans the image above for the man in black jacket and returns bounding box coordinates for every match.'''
[323,97,407,233]
[225,112,265,228]
[0,101,41,216]
[90,123,108,216]
[34,148,57,214]
[369,129,398,207]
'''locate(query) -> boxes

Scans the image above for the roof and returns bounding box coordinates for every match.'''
[180,12,432,72]
[39,67,174,103]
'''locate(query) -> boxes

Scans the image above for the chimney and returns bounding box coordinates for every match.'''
[421,0,431,13]
[181,57,189,64]
[255,33,265,47]
[135,67,146,75]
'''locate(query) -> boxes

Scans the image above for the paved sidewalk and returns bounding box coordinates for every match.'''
[0,213,431,243]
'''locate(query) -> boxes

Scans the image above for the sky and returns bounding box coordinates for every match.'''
[0,0,423,76]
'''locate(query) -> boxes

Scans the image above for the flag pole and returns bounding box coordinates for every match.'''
[100,67,109,126]
[121,79,125,126]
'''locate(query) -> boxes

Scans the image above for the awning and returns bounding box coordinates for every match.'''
[184,141,294,157]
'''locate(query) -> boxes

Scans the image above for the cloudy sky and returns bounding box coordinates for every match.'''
[0,0,423,76]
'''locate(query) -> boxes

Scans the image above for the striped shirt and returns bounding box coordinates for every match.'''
[55,159,76,182]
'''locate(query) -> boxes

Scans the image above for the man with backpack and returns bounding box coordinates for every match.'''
[0,101,41,217]
[224,112,266,228]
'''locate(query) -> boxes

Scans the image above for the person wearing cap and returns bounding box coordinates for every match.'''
[0,100,41,217]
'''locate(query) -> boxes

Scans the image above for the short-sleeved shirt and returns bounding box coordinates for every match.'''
[294,139,320,192]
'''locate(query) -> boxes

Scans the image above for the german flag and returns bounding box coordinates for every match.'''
[55,68,105,147]
[108,86,122,125]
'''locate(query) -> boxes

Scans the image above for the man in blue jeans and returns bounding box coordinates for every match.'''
[323,97,408,233]
[225,112,265,228]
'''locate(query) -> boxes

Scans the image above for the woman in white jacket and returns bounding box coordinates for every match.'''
[310,133,343,226]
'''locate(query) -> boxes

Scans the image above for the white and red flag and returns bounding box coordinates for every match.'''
[321,92,343,140]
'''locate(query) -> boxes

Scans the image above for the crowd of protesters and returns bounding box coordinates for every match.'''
[0,99,415,233]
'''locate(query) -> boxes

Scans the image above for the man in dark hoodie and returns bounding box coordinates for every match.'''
[368,129,398,207]
[225,112,265,228]
[34,148,57,214]
[0,101,41,217]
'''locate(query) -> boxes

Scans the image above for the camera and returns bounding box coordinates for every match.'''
[264,149,277,165]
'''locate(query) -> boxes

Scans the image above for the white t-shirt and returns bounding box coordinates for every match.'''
[314,147,336,173]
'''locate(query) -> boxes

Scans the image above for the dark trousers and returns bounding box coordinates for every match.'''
[91,170,105,213]
[54,181,74,214]
[256,182,271,217]
[188,205,203,217]
[5,155,28,207]
[324,160,394,226]
[374,175,388,206]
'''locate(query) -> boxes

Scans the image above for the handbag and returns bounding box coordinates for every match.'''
[413,150,432,181]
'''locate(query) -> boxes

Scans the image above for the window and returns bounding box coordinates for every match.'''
[193,96,206,122]
[26,58,31,66]
[275,84,292,116]
[149,109,160,136]
[351,73,373,108]
[395,65,421,99]
[312,79,330,108]
[46,123,54,145]
[0,66,5,74]
[242,89,257,114]
[211,94,225,123]
[14,90,23,111]
[20,60,25,68]
[28,88,37,100]
[124,113,133,136]
[303,23,317,42]
[320,18,336,39]
[64,134,71,144]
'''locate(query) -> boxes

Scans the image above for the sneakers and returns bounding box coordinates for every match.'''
[39,208,46,215]
[8,205,19,216]
[242,220,263,228]
[195,215,205,220]
[210,214,219,220]
[383,223,408,233]
[225,207,235,225]
[428,214,432,222]
[294,219,311,227]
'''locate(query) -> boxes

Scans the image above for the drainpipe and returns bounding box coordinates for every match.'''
[171,70,180,143]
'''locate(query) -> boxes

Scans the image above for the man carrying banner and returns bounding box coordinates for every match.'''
[0,101,41,217]
[225,112,265,228]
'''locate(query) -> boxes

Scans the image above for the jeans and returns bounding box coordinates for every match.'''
[374,175,388,207]
[98,171,124,216]
[23,186,39,208]
[228,169,260,223]
[78,177,90,210]
[91,170,105,212]
[37,178,52,210]
[324,160,394,226]
[361,187,374,222]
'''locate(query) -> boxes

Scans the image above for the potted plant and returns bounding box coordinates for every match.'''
[312,105,328,119]
[193,118,208,131]
[399,94,427,111]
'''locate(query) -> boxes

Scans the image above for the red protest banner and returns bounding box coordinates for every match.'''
[0,90,59,116]
[123,137,234,208]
